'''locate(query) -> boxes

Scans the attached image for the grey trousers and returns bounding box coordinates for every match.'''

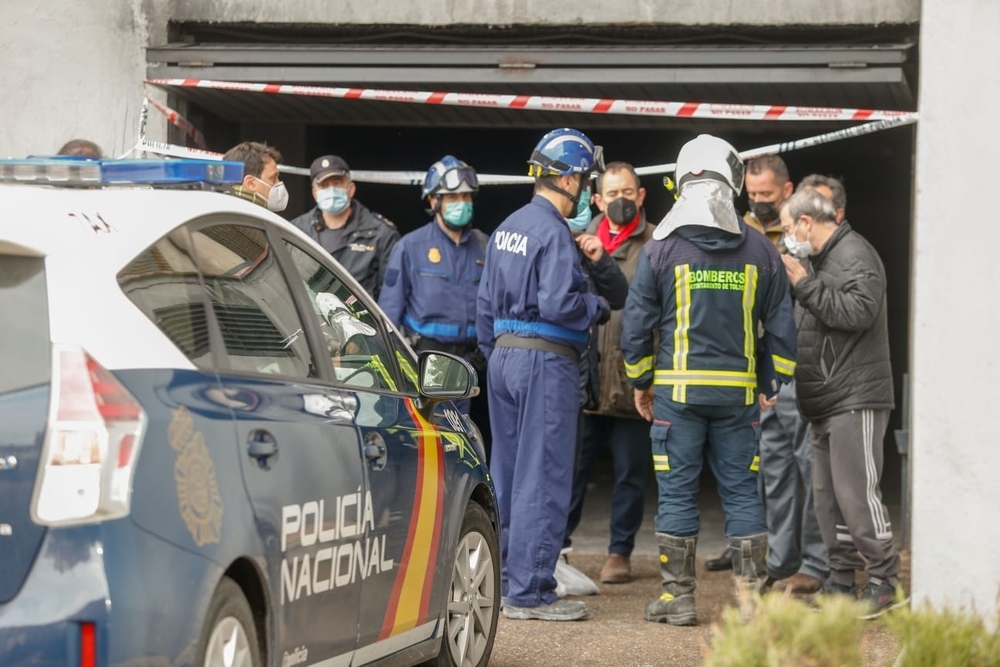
[811,408,901,585]
[759,380,829,580]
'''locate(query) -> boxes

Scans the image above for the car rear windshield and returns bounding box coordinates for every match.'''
[0,255,50,394]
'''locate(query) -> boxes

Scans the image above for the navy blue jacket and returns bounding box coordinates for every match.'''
[476,195,608,359]
[378,220,486,345]
[620,220,797,406]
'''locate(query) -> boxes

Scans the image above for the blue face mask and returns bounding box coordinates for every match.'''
[567,188,592,233]
[316,186,350,215]
[442,201,474,228]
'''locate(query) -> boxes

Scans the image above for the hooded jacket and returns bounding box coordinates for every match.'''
[792,222,894,420]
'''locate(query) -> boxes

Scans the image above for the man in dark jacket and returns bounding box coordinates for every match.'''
[564,162,653,585]
[778,189,902,618]
[291,155,399,299]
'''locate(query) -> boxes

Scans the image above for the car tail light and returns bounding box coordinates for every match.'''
[32,345,146,526]
[79,622,97,667]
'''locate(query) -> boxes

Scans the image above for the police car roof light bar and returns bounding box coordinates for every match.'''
[0,158,244,186]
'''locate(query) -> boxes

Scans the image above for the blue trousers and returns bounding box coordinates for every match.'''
[565,413,650,555]
[651,396,766,538]
[487,347,578,607]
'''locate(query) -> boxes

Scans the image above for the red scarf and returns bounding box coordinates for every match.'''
[597,213,641,254]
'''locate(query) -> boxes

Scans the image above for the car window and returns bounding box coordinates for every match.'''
[387,331,419,395]
[282,240,399,392]
[190,224,315,379]
[117,227,214,367]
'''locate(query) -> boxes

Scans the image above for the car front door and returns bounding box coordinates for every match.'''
[187,219,366,666]
[279,238,450,660]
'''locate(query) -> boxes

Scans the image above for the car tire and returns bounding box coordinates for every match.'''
[432,501,500,667]
[195,577,262,667]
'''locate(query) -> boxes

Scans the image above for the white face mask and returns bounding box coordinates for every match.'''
[783,220,811,258]
[255,177,289,212]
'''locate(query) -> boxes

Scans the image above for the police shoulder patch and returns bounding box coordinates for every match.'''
[375,212,396,228]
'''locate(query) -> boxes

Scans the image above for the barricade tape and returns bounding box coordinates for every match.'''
[135,110,917,186]
[633,113,918,176]
[146,78,914,123]
[150,99,207,149]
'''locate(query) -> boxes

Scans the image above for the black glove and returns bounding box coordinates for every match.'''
[596,296,611,325]
[469,346,488,376]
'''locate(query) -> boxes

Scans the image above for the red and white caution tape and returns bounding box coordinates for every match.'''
[137,109,915,186]
[634,112,919,176]
[150,99,207,149]
[146,78,914,123]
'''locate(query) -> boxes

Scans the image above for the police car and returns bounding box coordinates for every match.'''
[0,158,499,667]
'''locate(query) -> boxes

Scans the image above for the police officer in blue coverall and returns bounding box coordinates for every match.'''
[379,156,486,414]
[620,135,798,626]
[477,128,609,622]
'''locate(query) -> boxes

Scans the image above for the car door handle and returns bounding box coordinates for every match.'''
[248,430,278,469]
[364,432,387,471]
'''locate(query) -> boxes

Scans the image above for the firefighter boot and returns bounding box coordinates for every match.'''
[730,532,768,591]
[644,533,698,626]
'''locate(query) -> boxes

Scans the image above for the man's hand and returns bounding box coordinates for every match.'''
[576,233,605,262]
[759,392,778,411]
[781,254,808,287]
[634,387,654,422]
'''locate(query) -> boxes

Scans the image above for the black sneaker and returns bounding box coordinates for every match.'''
[858,578,907,620]
[805,577,857,608]
[704,547,733,572]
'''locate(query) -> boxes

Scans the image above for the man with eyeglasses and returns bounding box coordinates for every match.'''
[291,154,399,300]
[379,156,488,413]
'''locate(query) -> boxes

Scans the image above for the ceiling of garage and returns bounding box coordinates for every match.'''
[146,43,916,132]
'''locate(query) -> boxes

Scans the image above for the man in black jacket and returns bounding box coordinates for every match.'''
[779,189,903,618]
[291,155,400,300]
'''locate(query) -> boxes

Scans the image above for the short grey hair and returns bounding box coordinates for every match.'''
[782,189,838,224]
[797,174,847,211]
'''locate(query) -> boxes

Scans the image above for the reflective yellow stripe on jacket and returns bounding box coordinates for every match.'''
[654,369,757,388]
[672,266,693,402]
[625,355,655,381]
[772,354,796,377]
[741,264,759,405]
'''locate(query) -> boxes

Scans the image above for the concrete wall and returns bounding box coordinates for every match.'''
[911,0,1000,618]
[166,0,919,26]
[0,1,167,159]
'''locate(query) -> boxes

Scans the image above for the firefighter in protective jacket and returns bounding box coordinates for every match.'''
[619,134,797,626]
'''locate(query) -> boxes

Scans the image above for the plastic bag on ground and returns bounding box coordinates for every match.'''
[554,547,599,597]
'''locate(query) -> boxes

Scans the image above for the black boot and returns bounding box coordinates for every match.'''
[729,532,768,591]
[704,546,733,572]
[644,533,698,626]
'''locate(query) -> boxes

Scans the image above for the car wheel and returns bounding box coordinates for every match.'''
[196,577,262,667]
[434,501,500,667]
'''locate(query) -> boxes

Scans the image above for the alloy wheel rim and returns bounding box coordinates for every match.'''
[445,530,496,667]
[204,615,253,667]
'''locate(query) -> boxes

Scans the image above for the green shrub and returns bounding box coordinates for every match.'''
[886,603,1000,667]
[704,585,866,667]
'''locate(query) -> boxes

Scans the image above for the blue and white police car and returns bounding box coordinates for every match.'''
[0,158,500,667]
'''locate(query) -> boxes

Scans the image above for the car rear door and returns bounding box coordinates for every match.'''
[0,252,51,605]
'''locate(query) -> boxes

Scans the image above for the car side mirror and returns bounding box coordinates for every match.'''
[417,351,480,401]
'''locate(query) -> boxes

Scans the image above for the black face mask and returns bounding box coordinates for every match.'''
[749,200,780,223]
[606,197,638,225]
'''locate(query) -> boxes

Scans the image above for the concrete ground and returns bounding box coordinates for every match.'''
[488,454,907,666]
